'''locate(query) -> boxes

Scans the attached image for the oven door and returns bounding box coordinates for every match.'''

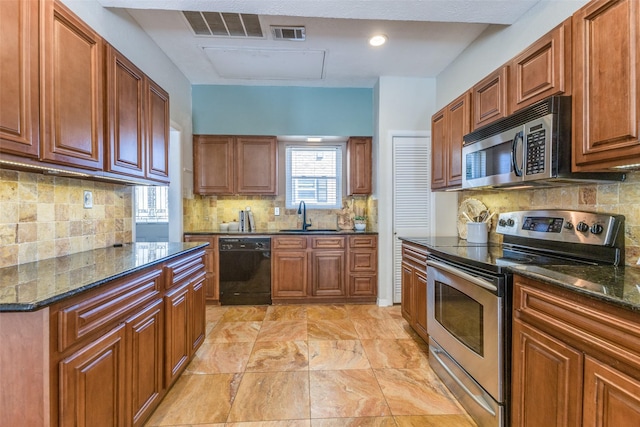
[427,259,503,402]
[462,124,525,188]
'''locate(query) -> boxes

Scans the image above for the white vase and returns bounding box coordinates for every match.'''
[354,223,366,231]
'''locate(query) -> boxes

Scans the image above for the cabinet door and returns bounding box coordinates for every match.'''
[41,0,104,170]
[510,18,571,113]
[347,137,372,195]
[310,250,346,297]
[348,275,377,297]
[193,135,234,194]
[511,318,583,427]
[235,136,278,194]
[0,0,40,158]
[105,45,145,178]
[146,78,170,183]
[583,356,640,426]
[191,277,206,353]
[401,261,414,323]
[446,92,470,188]
[272,250,308,298]
[472,66,508,130]
[126,300,163,427]
[164,282,190,386]
[413,268,428,341]
[572,0,640,170]
[59,324,126,427]
[430,108,447,189]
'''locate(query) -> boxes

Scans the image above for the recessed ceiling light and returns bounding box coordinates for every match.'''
[369,34,387,47]
[307,137,323,142]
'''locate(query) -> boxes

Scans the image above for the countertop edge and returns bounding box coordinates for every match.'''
[0,243,208,313]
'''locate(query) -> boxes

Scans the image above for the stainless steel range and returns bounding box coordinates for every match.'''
[426,210,625,427]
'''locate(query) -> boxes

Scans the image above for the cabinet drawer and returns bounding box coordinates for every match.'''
[311,237,345,249]
[349,250,377,273]
[164,250,205,289]
[401,243,428,267]
[273,236,307,250]
[349,235,377,248]
[57,267,162,352]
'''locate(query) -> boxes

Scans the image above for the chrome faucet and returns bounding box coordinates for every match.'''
[297,201,312,231]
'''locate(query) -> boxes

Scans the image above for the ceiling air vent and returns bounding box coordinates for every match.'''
[271,26,306,41]
[182,11,263,38]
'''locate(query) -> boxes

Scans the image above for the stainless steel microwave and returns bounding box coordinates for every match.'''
[461,96,624,189]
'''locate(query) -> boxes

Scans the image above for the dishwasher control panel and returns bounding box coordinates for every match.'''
[219,237,271,251]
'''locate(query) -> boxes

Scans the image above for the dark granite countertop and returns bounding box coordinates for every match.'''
[510,265,640,312]
[185,229,378,235]
[399,236,640,312]
[0,242,208,312]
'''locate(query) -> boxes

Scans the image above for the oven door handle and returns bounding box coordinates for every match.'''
[427,260,498,292]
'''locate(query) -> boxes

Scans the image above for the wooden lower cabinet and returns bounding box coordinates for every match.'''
[126,299,164,427]
[272,235,377,303]
[401,261,415,323]
[511,275,640,427]
[183,235,219,303]
[511,318,583,427]
[310,250,346,297]
[583,356,640,426]
[272,250,308,298]
[400,242,428,342]
[59,324,127,427]
[164,282,191,386]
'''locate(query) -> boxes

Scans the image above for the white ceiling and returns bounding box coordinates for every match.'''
[97,0,542,87]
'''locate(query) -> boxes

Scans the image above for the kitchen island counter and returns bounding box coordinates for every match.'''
[0,242,208,312]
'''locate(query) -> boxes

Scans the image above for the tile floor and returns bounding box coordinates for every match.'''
[145,304,477,427]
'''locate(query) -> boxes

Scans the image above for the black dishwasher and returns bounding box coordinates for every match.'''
[219,237,271,305]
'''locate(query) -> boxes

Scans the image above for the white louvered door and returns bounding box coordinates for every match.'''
[392,135,431,303]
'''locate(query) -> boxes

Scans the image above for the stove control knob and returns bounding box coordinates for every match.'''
[507,218,515,227]
[498,219,507,227]
[590,224,604,235]
[564,222,574,230]
[576,221,589,233]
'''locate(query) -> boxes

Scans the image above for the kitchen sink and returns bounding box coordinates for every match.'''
[278,228,340,233]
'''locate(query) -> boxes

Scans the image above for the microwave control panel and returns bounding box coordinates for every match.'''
[525,128,546,175]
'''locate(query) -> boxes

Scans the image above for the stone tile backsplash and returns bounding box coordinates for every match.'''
[0,168,132,268]
[460,171,640,265]
[183,194,377,234]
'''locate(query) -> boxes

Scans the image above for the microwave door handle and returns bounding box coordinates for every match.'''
[511,131,524,177]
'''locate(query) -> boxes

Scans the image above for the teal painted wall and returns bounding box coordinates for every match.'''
[192,85,373,136]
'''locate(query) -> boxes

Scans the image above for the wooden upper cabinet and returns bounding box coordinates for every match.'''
[146,79,170,183]
[235,136,277,194]
[347,137,372,195]
[105,45,145,178]
[194,135,235,194]
[510,18,572,113]
[40,0,104,170]
[193,135,277,195]
[430,108,447,189]
[0,0,40,158]
[431,91,470,190]
[446,92,470,187]
[572,0,640,171]
[472,66,508,130]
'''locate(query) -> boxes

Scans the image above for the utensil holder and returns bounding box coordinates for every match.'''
[467,222,488,244]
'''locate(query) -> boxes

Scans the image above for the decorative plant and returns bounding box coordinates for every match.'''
[354,215,367,223]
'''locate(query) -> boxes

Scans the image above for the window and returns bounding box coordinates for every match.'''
[135,186,169,223]
[285,145,342,209]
